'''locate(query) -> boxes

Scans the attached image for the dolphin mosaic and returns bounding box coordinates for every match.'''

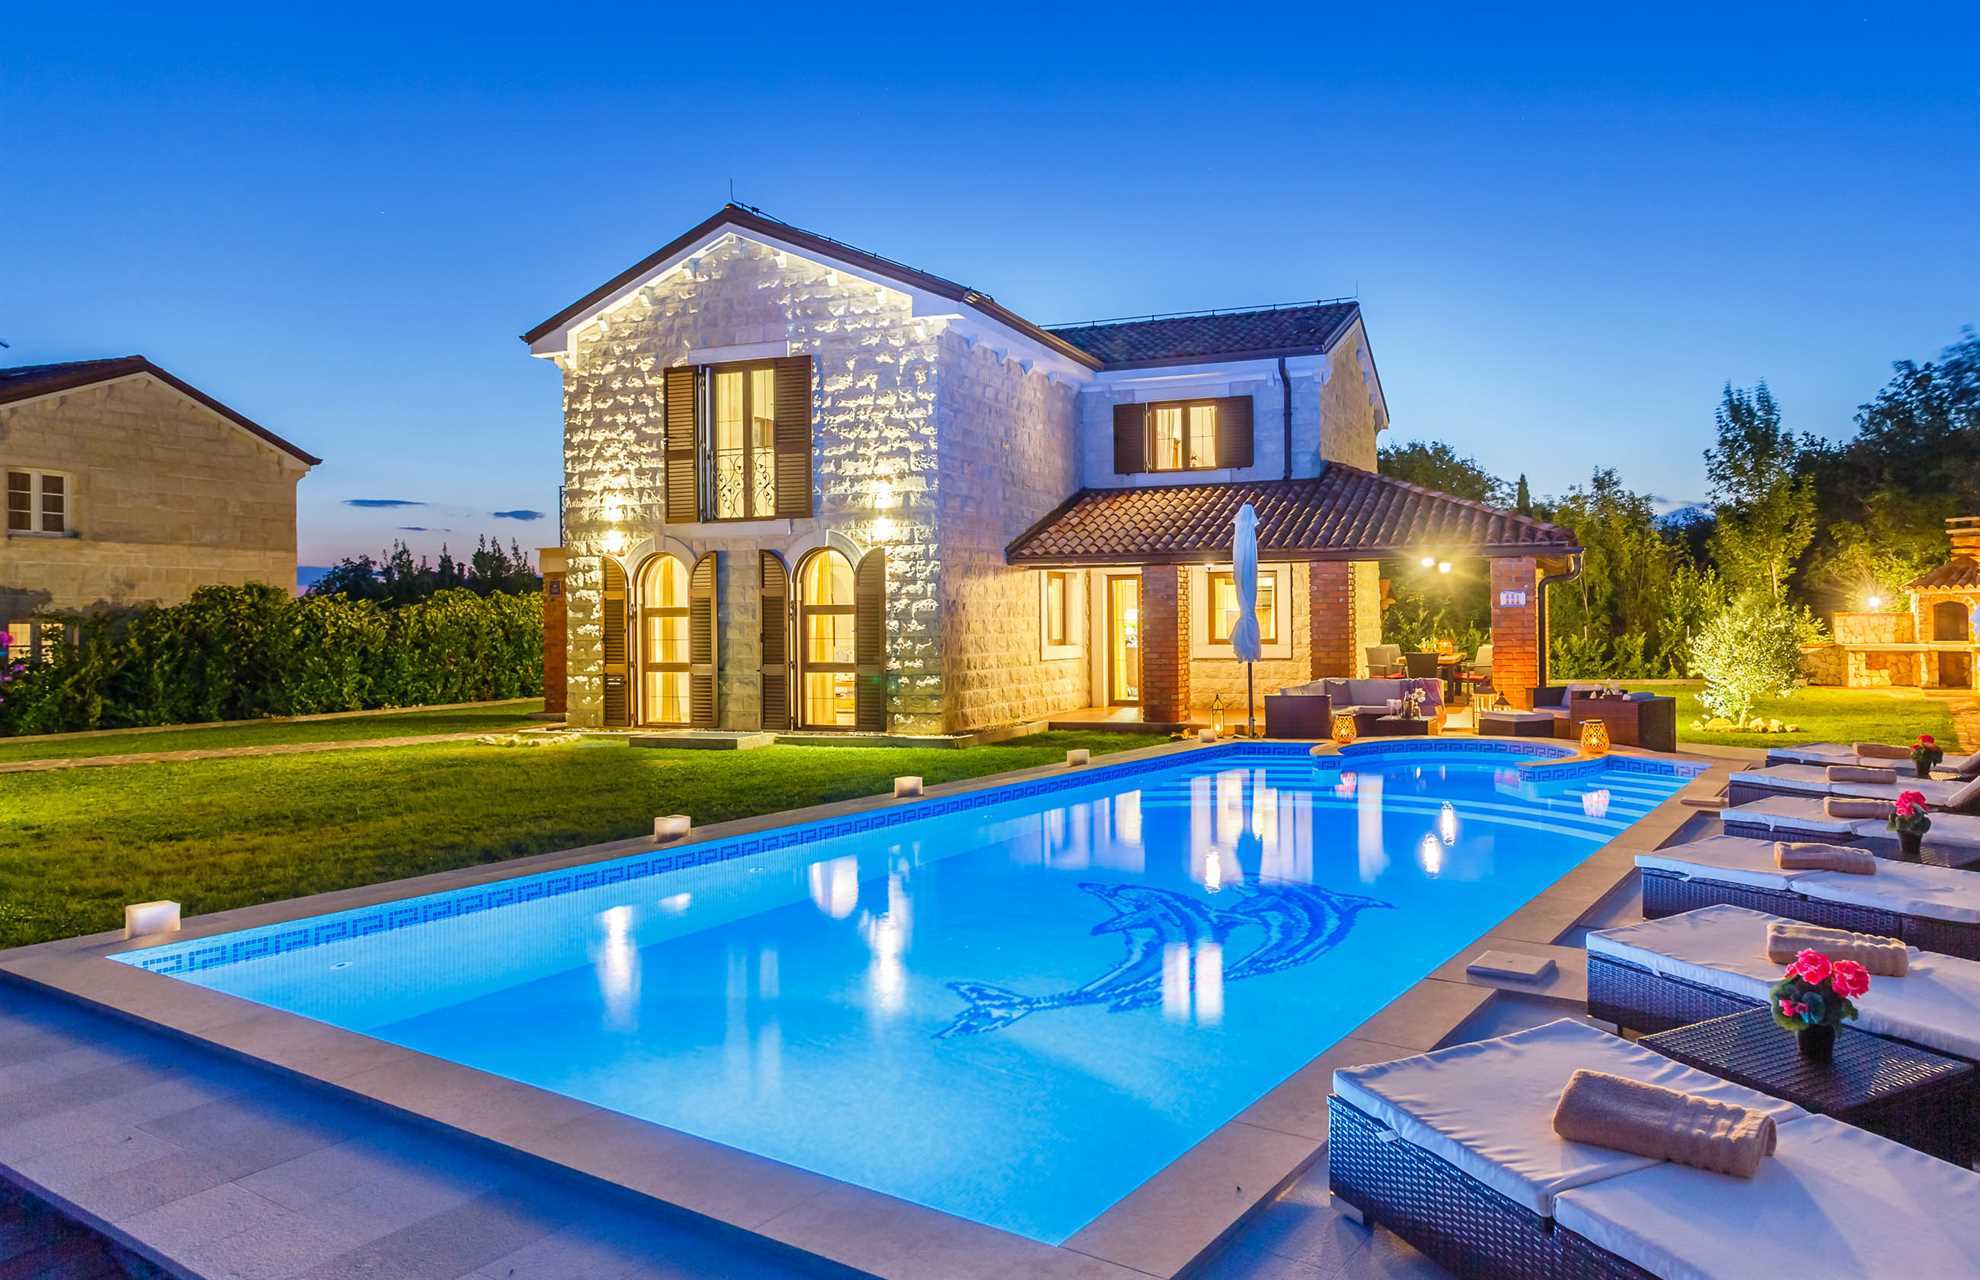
[935,880,1391,1038]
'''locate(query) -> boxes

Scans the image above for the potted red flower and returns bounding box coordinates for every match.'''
[1889,789,1932,860]
[1910,734,1944,780]
[1770,949,1868,1061]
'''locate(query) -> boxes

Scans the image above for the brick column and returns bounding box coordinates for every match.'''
[1141,564,1190,724]
[1308,560,1356,678]
[1489,556,1542,708]
[540,548,568,717]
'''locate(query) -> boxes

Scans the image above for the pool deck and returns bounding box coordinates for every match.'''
[0,736,1733,1279]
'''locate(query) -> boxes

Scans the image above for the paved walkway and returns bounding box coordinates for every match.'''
[0,731,521,775]
[1943,694,1980,752]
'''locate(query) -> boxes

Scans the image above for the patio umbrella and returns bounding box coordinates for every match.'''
[1230,503,1262,736]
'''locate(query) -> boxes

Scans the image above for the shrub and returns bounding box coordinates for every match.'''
[1690,593,1807,724]
[0,585,541,735]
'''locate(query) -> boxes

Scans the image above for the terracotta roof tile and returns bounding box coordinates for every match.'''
[1048,302,1360,368]
[1007,468,1578,565]
[1909,557,1980,590]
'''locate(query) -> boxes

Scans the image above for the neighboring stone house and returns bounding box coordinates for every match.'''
[526,205,1574,734]
[0,357,318,659]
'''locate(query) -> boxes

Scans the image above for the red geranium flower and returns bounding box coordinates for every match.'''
[1829,960,1871,999]
[1790,950,1832,985]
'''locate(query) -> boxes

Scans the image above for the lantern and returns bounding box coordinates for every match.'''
[1211,694,1227,737]
[1580,718,1611,756]
[1332,712,1358,746]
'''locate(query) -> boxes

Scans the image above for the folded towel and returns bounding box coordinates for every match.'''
[1775,841,1879,874]
[1827,764,1897,784]
[1765,921,1909,976]
[1853,742,1912,761]
[1825,796,1893,819]
[1553,1069,1776,1178]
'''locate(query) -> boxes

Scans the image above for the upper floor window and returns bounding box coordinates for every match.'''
[6,469,67,535]
[1112,396,1254,476]
[663,357,813,524]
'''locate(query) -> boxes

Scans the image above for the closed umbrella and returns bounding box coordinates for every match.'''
[1230,503,1261,736]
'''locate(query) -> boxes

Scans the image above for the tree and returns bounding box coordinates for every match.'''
[1704,382,1815,603]
[1543,469,1680,676]
[309,537,540,604]
[1690,594,1807,725]
[1515,474,1532,515]
[1377,440,1511,506]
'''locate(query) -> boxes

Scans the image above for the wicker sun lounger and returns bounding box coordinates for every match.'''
[1725,763,1978,809]
[1635,834,1980,958]
[1719,795,1980,870]
[1328,1018,1980,1279]
[1767,741,1980,776]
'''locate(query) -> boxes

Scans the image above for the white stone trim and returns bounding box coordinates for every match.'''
[680,340,790,367]
[1084,354,1325,394]
[1039,568,1085,662]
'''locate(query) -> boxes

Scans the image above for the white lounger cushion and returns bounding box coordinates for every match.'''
[1796,858,1980,923]
[1331,1018,1800,1217]
[1553,1115,1980,1280]
[1719,794,1870,836]
[1730,764,1967,805]
[1589,904,1980,1059]
[1634,834,1814,891]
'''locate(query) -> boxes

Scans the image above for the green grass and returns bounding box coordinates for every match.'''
[1654,680,1959,750]
[0,730,1166,948]
[0,700,547,764]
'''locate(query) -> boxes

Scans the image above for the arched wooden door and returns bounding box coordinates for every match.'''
[636,555,691,726]
[796,549,857,729]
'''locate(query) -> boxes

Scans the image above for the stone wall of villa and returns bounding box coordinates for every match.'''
[932,332,1086,731]
[0,374,305,622]
[1188,562,1314,714]
[1319,317,1386,471]
[558,234,946,731]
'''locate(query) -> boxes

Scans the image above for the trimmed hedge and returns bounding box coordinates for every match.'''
[0,585,542,735]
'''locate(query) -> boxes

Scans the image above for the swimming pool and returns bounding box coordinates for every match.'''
[119,741,1691,1245]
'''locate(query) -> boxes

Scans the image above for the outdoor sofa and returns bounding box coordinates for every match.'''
[1633,833,1980,959]
[1264,677,1443,738]
[1329,1017,1979,1280]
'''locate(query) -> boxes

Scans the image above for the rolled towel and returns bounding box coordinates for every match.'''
[1765,921,1909,976]
[1852,741,1912,761]
[1552,1069,1776,1178]
[1775,840,1879,874]
[1826,764,1897,784]
[1825,796,1893,819]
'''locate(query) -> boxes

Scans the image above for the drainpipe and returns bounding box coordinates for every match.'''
[1535,554,1582,689]
[1278,356,1294,480]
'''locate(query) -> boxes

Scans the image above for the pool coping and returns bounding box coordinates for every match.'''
[0,734,1723,1280]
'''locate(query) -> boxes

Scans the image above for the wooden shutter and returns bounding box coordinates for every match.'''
[772,356,813,518]
[854,548,886,732]
[601,558,630,727]
[688,553,718,727]
[1215,395,1254,469]
[664,366,699,523]
[1112,403,1147,475]
[759,552,792,730]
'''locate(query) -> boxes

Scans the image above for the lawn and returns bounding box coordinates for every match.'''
[1655,680,1960,750]
[0,699,547,764]
[0,730,1166,949]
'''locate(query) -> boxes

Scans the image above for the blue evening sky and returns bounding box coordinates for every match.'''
[5,5,1976,569]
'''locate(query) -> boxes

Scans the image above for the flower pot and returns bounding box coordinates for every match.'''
[1797,1025,1836,1062]
[1899,830,1924,860]
[1915,762,1933,779]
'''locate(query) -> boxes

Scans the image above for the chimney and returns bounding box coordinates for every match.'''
[1950,517,1980,560]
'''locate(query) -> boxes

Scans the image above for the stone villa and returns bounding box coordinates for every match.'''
[0,357,318,659]
[526,206,1575,734]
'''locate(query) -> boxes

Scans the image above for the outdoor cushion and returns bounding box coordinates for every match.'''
[1346,679,1392,708]
[1796,858,1980,924]
[1633,834,1816,892]
[1552,1114,1980,1280]
[1721,795,1878,837]
[1331,1018,1799,1217]
[1589,904,1980,1060]
[1733,765,1967,806]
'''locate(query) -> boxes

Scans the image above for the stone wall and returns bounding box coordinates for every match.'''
[931,332,1084,731]
[0,374,305,620]
[557,234,943,732]
[1189,562,1312,714]
[1077,373,1320,487]
[1319,318,1385,470]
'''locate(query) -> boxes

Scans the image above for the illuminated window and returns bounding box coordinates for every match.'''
[638,556,691,725]
[1043,571,1070,647]
[1207,570,1278,645]
[6,470,67,535]
[710,365,777,520]
[3,620,65,666]
[800,550,857,728]
[1147,402,1220,472]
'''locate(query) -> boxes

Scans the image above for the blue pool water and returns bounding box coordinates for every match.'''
[121,742,1689,1244]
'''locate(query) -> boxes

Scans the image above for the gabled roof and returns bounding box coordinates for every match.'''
[1909,558,1980,591]
[1047,301,1362,369]
[1007,467,1579,565]
[0,356,321,465]
[520,203,1103,370]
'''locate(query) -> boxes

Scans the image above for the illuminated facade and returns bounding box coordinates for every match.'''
[525,205,1446,734]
